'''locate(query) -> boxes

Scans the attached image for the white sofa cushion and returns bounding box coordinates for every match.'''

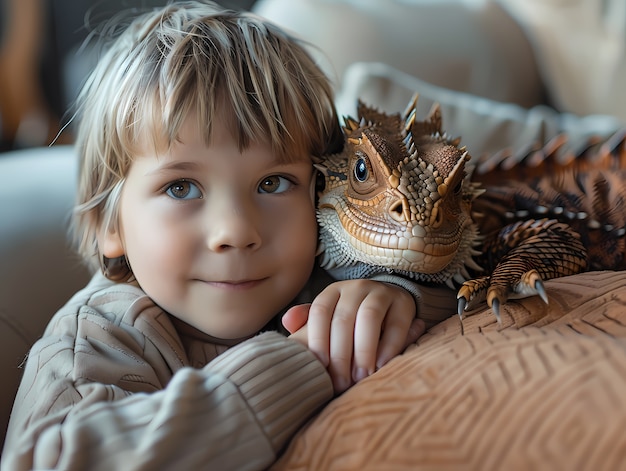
[0,146,90,447]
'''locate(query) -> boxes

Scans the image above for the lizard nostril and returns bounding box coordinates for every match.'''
[389,199,406,222]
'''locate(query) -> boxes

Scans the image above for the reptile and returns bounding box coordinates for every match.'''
[315,95,626,321]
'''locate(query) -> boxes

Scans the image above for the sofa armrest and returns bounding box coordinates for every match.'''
[0,145,90,448]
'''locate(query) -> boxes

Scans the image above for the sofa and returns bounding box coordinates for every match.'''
[0,146,91,449]
[2,0,626,468]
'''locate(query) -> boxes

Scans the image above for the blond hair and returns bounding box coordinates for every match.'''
[72,0,340,277]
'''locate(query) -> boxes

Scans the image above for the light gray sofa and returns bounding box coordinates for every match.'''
[0,146,91,447]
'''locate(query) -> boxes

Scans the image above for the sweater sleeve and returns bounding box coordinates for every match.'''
[370,273,458,328]
[1,286,333,471]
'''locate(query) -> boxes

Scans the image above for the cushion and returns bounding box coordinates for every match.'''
[273,270,626,470]
[0,146,91,448]
[253,0,543,109]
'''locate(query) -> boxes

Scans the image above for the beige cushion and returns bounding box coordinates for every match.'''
[274,271,626,470]
[253,0,543,109]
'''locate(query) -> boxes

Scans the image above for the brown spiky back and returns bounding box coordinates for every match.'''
[473,129,626,270]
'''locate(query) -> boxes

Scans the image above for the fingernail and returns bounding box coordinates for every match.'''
[354,368,369,383]
[336,376,351,393]
[376,357,389,370]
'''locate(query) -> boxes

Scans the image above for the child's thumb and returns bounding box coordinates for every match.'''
[282,303,311,334]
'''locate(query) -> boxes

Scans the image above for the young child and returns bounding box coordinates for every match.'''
[1,2,444,469]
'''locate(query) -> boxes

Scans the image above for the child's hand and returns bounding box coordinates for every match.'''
[283,280,424,393]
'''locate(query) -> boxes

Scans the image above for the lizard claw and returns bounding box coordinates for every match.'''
[456,276,490,317]
[486,288,506,324]
[457,296,467,319]
[491,298,502,324]
[535,279,548,304]
[515,269,548,302]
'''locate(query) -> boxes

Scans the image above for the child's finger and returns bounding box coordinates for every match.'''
[376,312,421,369]
[404,318,426,347]
[351,298,385,384]
[306,290,340,367]
[282,304,310,334]
[327,298,358,393]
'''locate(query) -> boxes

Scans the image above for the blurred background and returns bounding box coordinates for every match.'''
[0,0,257,152]
[2,0,625,153]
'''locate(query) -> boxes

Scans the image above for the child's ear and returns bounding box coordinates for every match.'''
[99,225,125,259]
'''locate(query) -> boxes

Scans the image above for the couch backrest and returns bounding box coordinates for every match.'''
[0,146,90,450]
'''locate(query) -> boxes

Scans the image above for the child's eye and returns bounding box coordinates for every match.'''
[165,180,202,200]
[258,175,293,194]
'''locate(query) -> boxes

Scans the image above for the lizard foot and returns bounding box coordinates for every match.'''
[456,276,490,319]
[458,219,586,323]
[457,270,548,323]
[485,269,548,322]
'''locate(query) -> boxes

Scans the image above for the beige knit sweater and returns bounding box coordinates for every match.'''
[1,273,334,470]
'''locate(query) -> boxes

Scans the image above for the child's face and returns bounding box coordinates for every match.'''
[102,112,319,340]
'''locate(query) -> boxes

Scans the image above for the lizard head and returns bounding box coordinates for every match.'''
[316,95,482,283]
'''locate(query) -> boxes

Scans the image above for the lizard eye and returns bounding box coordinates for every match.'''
[354,157,368,182]
[347,151,380,199]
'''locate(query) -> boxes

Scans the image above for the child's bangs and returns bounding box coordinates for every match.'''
[114,8,339,163]
[130,77,318,165]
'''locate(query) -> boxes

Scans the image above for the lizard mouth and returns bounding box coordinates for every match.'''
[346,226,464,274]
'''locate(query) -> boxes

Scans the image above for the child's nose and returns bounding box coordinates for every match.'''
[206,200,262,252]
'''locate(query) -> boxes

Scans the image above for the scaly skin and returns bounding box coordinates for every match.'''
[316,95,626,321]
[317,96,483,284]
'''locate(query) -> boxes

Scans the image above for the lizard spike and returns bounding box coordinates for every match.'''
[405,108,416,132]
[425,103,443,132]
[469,248,483,257]
[316,245,331,266]
[546,133,569,157]
[446,278,456,290]
[313,162,328,176]
[601,128,626,156]
[464,257,483,272]
[343,116,360,132]
[450,137,462,147]
[402,93,420,120]
[453,273,466,284]
[472,188,486,200]
[440,148,470,194]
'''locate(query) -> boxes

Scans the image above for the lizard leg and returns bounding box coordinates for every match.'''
[457,219,587,322]
[456,276,490,317]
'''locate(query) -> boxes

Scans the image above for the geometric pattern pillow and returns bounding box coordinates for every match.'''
[274,270,626,470]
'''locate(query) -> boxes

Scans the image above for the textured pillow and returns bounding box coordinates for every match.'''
[273,270,626,470]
